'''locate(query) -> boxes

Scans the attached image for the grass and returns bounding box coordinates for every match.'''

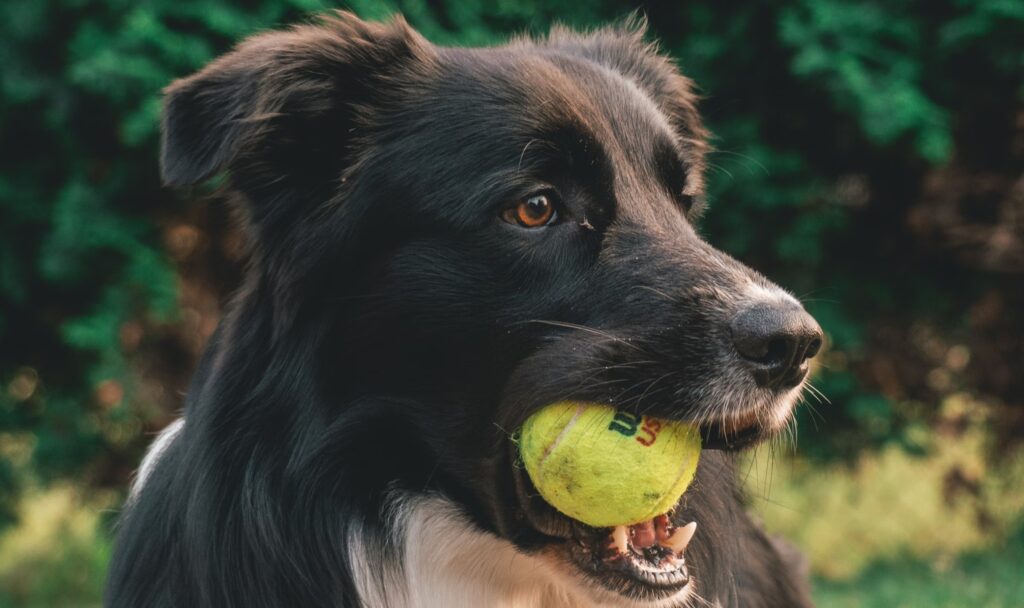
[814,528,1024,607]
[744,396,1024,579]
[744,394,1024,606]
[0,487,112,608]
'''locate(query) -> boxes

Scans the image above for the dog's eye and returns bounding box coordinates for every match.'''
[502,194,557,228]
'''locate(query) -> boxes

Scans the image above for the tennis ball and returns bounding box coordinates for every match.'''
[518,402,701,528]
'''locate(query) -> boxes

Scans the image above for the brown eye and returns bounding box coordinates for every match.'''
[503,194,556,228]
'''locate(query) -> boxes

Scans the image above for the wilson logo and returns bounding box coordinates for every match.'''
[607,411,662,446]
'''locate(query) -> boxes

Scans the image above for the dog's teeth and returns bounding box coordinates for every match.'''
[630,519,657,549]
[661,521,697,555]
[611,525,629,555]
[654,514,673,542]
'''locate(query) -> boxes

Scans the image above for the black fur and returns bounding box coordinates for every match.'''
[108,12,815,607]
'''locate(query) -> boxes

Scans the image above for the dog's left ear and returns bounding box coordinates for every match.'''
[160,12,434,198]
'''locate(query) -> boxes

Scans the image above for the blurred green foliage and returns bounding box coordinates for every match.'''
[1,0,1022,531]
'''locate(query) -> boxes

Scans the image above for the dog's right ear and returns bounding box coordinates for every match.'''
[160,12,433,189]
[545,17,709,200]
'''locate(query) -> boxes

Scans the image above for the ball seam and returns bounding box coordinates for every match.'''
[536,403,586,469]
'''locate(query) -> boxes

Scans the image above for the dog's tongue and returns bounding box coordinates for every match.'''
[608,514,697,556]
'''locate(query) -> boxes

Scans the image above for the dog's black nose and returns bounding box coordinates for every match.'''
[731,303,823,388]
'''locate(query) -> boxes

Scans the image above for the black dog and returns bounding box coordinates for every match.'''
[107,12,822,608]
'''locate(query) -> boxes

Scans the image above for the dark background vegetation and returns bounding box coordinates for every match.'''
[1,1,1022,605]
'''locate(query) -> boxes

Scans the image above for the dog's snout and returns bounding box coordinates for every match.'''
[730,303,823,389]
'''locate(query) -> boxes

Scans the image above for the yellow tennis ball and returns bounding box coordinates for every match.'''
[519,401,701,528]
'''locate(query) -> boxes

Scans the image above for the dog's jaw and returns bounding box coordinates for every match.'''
[348,492,705,608]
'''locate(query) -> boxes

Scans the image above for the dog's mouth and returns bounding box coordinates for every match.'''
[565,507,698,599]
[698,408,768,450]
[512,460,700,601]
[510,400,788,601]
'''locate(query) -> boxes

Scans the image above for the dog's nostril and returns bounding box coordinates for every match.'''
[763,337,792,365]
[803,336,823,360]
[731,303,823,389]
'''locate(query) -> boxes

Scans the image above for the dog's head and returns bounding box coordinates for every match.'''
[163,12,821,605]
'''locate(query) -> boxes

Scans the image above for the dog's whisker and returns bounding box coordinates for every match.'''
[632,284,679,304]
[805,382,830,405]
[708,149,770,176]
[635,373,676,415]
[607,376,661,407]
[519,319,646,352]
[705,161,735,180]
[516,138,539,172]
